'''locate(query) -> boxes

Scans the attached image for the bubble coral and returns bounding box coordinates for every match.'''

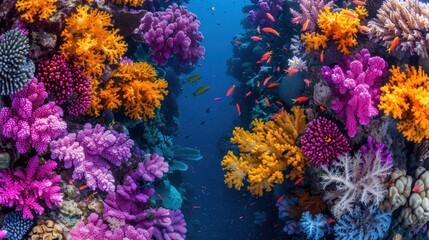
[15,0,57,22]
[301,117,351,166]
[221,106,308,196]
[379,65,429,143]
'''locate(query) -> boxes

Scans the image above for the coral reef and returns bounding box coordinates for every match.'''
[290,0,334,32]
[15,0,57,22]
[110,0,145,7]
[1,211,33,240]
[27,219,63,240]
[300,212,328,240]
[287,56,307,72]
[131,153,169,182]
[380,168,412,212]
[247,0,285,27]
[221,106,307,196]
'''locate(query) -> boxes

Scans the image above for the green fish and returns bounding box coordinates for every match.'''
[193,86,209,96]
[185,74,202,83]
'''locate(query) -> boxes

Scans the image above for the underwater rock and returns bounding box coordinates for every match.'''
[312,82,331,107]
[0,152,10,169]
[27,219,63,240]
[279,73,305,106]
[156,180,183,210]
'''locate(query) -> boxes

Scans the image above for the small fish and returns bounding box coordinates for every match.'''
[275,100,283,105]
[327,218,336,224]
[79,184,87,190]
[267,83,280,88]
[157,193,164,201]
[353,0,366,5]
[261,51,272,61]
[411,28,429,34]
[263,76,272,86]
[266,12,275,22]
[276,66,280,72]
[251,36,262,41]
[412,185,421,192]
[276,195,285,203]
[302,19,310,32]
[282,149,289,156]
[304,79,310,86]
[271,113,280,120]
[256,26,261,34]
[255,99,259,104]
[236,103,241,116]
[234,40,243,45]
[226,85,236,96]
[310,32,315,38]
[193,206,201,209]
[193,86,209,96]
[292,16,301,24]
[292,96,309,103]
[266,56,271,64]
[294,176,304,185]
[256,81,260,87]
[358,26,370,32]
[284,68,299,75]
[239,216,244,220]
[344,12,357,19]
[200,55,205,60]
[262,27,280,36]
[86,191,98,201]
[245,91,252,97]
[320,50,325,63]
[319,105,325,111]
[264,97,270,106]
[256,60,262,64]
[213,97,222,101]
[387,36,399,53]
[185,74,202,83]
[206,107,213,113]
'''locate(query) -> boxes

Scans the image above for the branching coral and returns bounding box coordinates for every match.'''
[110,0,145,7]
[367,0,429,58]
[379,65,429,143]
[221,106,308,196]
[290,0,334,32]
[60,5,127,77]
[15,0,57,22]
[300,212,328,240]
[91,61,168,120]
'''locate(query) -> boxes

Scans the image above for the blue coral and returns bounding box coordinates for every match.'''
[301,211,328,240]
[1,211,33,240]
[0,29,34,95]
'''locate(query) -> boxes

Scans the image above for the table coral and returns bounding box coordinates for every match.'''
[15,0,57,22]
[379,65,429,143]
[221,106,308,196]
[60,5,127,77]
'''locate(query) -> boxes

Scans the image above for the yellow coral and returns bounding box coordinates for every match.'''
[89,61,168,120]
[221,107,308,196]
[60,6,127,77]
[15,0,57,22]
[379,65,429,143]
[301,32,328,52]
[354,6,368,19]
[111,0,145,7]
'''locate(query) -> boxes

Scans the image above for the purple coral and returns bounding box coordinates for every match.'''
[36,54,92,116]
[135,3,205,66]
[301,117,351,166]
[0,78,67,153]
[50,124,134,192]
[0,156,63,219]
[247,0,285,27]
[320,49,388,137]
[0,230,5,239]
[131,153,169,182]
[290,0,334,32]
[151,208,187,240]
[360,136,393,165]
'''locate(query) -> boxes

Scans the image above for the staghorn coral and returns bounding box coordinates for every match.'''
[15,0,57,22]
[379,65,429,143]
[110,0,145,7]
[367,0,429,58]
[221,106,308,196]
[92,61,168,120]
[290,0,334,32]
[60,5,127,77]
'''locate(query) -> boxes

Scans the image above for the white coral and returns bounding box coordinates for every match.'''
[290,35,307,57]
[287,56,308,71]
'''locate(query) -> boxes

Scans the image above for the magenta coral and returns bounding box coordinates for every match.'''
[0,78,67,153]
[301,117,351,166]
[0,156,63,219]
[36,55,92,116]
[135,3,205,66]
[320,49,388,137]
[131,153,169,182]
[152,209,187,240]
[0,230,5,239]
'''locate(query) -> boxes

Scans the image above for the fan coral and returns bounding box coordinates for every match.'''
[36,54,92,116]
[135,3,205,66]
[379,65,429,143]
[301,117,351,166]
[247,0,285,27]
[60,5,127,77]
[15,0,57,22]
[110,0,145,7]
[0,78,67,153]
[92,61,168,120]
[320,49,388,137]
[130,153,169,182]
[0,29,34,96]
[221,106,308,196]
[334,205,392,240]
[301,212,328,240]
[321,148,392,217]
[290,0,334,32]
[367,0,429,58]
[0,156,63,219]
[1,211,34,240]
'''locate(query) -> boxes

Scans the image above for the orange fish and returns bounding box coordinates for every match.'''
[236,103,241,116]
[276,195,285,203]
[320,50,325,63]
[86,191,98,201]
[275,100,283,105]
[292,96,309,103]
[234,41,242,45]
[256,26,261,34]
[251,36,262,41]
[200,55,205,60]
[256,60,262,64]
[281,106,284,113]
[255,99,259,104]
[261,51,272,61]
[344,12,357,19]
[294,176,304,185]
[264,97,270,106]
[310,32,315,38]
[327,218,336,224]
[263,76,272,86]
[262,27,280,36]
[292,16,301,24]
[157,193,164,201]
[271,113,281,120]
[304,79,310,86]
[358,26,370,32]
[320,105,325,111]
[245,91,252,97]
[79,184,87,190]
[276,66,280,72]
[412,185,421,192]
[266,12,275,22]
[284,68,299,75]
[353,0,366,5]
[302,19,310,32]
[226,85,235,96]
[266,42,271,48]
[387,36,399,53]
[266,56,271,64]
[267,83,280,88]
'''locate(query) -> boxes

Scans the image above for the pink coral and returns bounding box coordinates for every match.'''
[131,153,169,182]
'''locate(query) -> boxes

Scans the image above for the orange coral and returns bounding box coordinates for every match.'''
[15,0,57,22]
[111,0,146,7]
[379,65,429,143]
[221,107,308,196]
[60,5,127,77]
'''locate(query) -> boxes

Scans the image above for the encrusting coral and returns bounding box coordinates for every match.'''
[221,106,308,196]
[15,0,57,22]
[27,219,63,240]
[379,65,429,143]
[60,5,127,77]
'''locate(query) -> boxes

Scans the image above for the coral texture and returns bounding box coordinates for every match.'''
[0,156,63,219]
[136,3,205,66]
[28,219,63,240]
[131,153,169,182]
[367,0,429,58]
[247,0,285,27]
[300,212,327,240]
[221,106,308,196]
[379,65,429,143]
[0,29,34,95]
[36,54,92,116]
[287,56,307,72]
[0,78,67,153]
[290,0,334,32]
[60,5,127,77]
[1,211,34,240]
[320,49,388,137]
[110,0,145,7]
[15,0,57,22]
[379,168,412,212]
[301,117,351,166]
